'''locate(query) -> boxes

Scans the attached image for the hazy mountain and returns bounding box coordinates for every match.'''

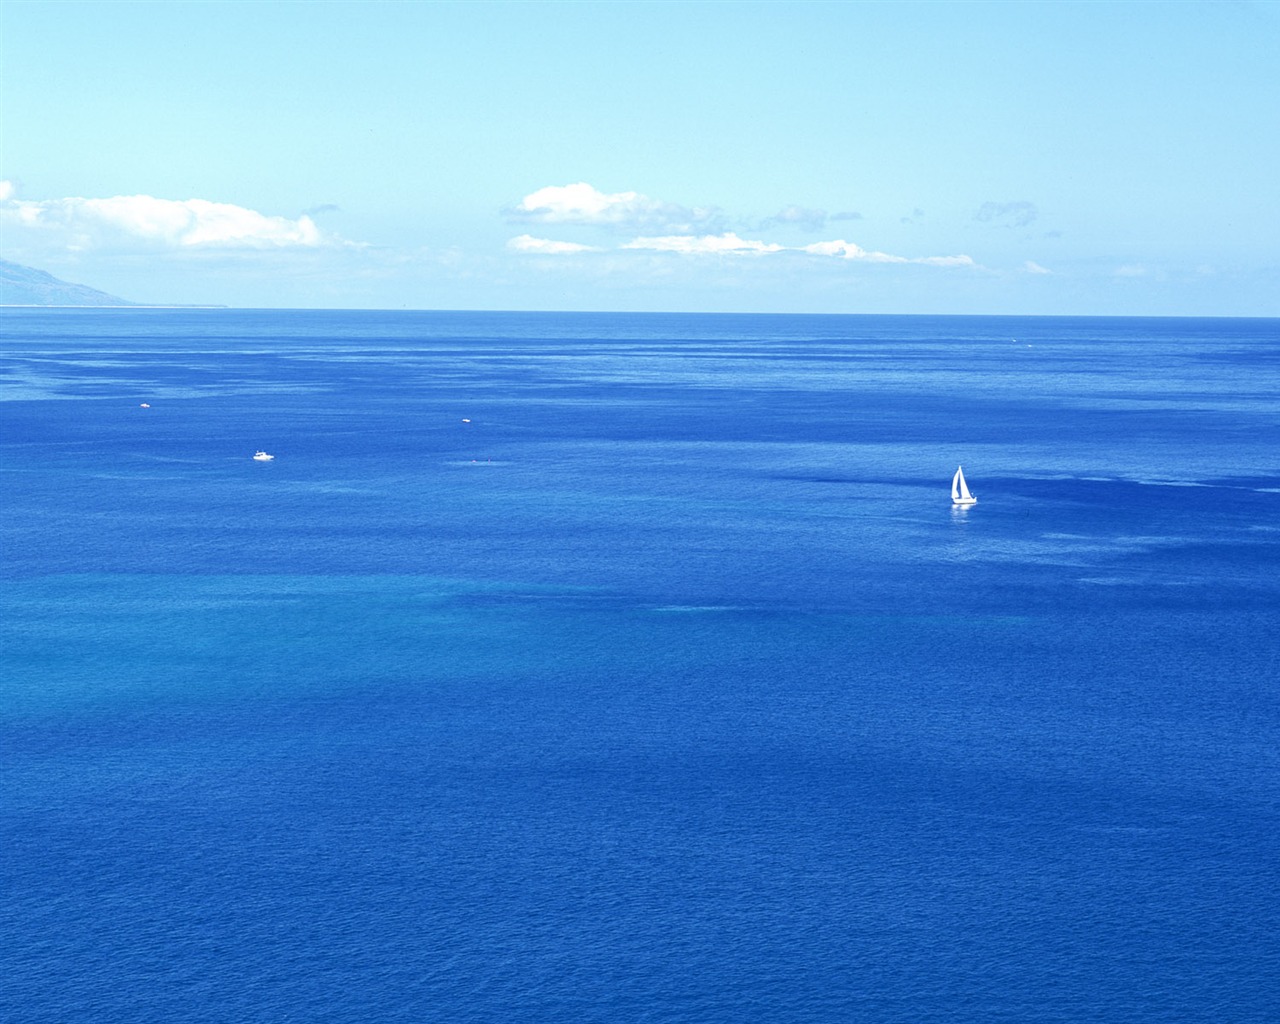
[0,259,137,306]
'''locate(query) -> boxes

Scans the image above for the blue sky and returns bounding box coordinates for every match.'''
[2,0,1277,314]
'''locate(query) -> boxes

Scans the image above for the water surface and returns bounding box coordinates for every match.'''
[3,309,1278,1023]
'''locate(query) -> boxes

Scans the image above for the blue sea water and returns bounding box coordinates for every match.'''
[2,308,1278,1023]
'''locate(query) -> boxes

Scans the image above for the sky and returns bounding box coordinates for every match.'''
[1,0,1277,315]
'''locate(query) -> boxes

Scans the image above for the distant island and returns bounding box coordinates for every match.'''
[0,259,140,306]
[0,259,225,307]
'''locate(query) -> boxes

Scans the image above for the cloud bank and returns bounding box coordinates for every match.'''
[508,229,974,267]
[0,182,334,250]
[505,185,975,268]
[504,183,972,266]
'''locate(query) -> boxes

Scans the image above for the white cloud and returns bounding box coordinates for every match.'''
[1024,260,1052,275]
[1115,264,1147,277]
[0,180,14,202]
[0,184,333,250]
[804,239,906,263]
[622,232,784,255]
[513,183,633,222]
[507,182,722,233]
[507,234,599,255]
[803,239,975,267]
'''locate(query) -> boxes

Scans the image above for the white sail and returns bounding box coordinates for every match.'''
[951,465,976,505]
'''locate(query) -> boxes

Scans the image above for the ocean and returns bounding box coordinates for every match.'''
[3,308,1278,1023]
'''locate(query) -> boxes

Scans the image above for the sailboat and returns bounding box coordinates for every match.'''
[951,465,977,506]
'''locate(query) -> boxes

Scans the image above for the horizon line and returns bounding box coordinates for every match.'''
[1,304,1275,321]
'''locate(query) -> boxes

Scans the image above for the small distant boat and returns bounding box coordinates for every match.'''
[139,403,151,408]
[252,451,275,461]
[951,465,977,506]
